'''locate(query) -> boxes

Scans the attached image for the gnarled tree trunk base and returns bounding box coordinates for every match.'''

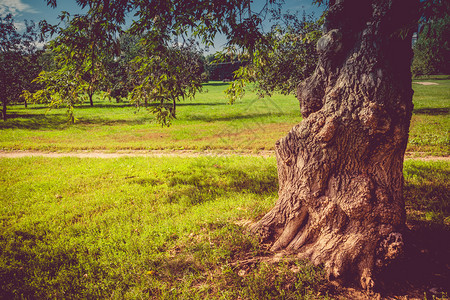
[250,0,418,290]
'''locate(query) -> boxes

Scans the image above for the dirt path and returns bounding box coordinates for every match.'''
[413,81,439,85]
[0,150,216,158]
[0,150,448,160]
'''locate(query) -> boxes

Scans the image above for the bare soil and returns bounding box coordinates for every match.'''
[0,150,448,160]
[413,82,439,85]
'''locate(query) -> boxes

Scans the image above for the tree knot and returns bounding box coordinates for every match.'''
[317,29,343,55]
[376,232,404,268]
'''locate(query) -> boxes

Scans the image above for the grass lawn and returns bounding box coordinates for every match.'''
[0,156,448,299]
[0,79,448,298]
[0,82,300,152]
[0,156,327,299]
[409,78,450,155]
[0,80,448,155]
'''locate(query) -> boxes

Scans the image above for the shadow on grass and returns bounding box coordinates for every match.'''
[184,111,292,123]
[0,113,68,130]
[19,105,52,111]
[202,82,230,87]
[76,116,150,126]
[0,113,152,130]
[0,228,100,299]
[75,103,134,109]
[378,221,449,299]
[413,108,449,115]
[129,101,227,108]
[377,162,449,298]
[413,75,450,80]
[177,102,228,107]
[129,160,278,206]
[403,162,449,216]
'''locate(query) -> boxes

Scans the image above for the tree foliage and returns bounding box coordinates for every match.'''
[205,53,245,81]
[224,11,323,103]
[122,0,272,126]
[129,39,205,126]
[32,0,286,125]
[25,2,123,122]
[412,0,450,76]
[101,32,142,103]
[0,14,40,121]
[28,65,87,123]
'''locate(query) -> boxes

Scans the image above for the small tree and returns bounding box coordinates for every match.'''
[51,6,122,107]
[27,62,87,123]
[129,39,205,126]
[27,4,122,122]
[411,0,450,76]
[225,11,323,102]
[0,14,40,121]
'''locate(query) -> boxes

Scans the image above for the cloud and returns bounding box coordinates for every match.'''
[34,40,46,49]
[13,20,26,31]
[0,0,38,17]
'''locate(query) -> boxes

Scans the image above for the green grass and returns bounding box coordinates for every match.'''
[412,75,450,80]
[0,83,300,152]
[1,80,448,155]
[1,156,448,299]
[404,160,450,224]
[0,156,331,299]
[409,79,450,155]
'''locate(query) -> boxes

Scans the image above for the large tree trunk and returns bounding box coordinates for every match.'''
[250,0,418,291]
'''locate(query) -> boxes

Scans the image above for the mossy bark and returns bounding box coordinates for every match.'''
[250,0,419,290]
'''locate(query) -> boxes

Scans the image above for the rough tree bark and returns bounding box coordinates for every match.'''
[250,0,418,290]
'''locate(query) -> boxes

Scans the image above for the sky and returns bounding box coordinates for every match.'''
[1,0,324,53]
[0,0,85,31]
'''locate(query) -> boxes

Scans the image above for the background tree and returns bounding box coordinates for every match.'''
[27,62,88,123]
[48,6,121,107]
[225,11,323,102]
[129,38,205,126]
[103,57,130,102]
[26,2,123,122]
[36,46,57,72]
[411,0,450,76]
[205,53,246,81]
[0,14,40,121]
[122,0,272,125]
